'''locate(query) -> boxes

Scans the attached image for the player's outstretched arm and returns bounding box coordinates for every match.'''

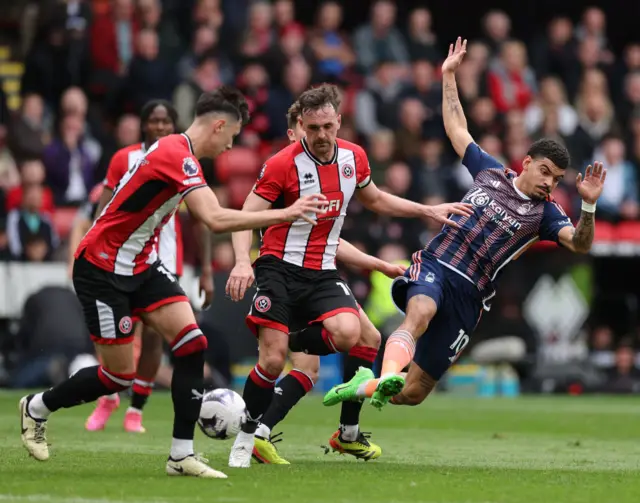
[184,186,327,233]
[356,181,473,227]
[442,37,475,159]
[226,192,272,301]
[558,162,606,254]
[336,239,406,278]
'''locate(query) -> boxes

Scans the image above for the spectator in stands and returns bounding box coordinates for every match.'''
[401,60,441,134]
[178,25,233,83]
[126,29,177,112]
[0,125,19,191]
[59,87,102,145]
[617,71,640,130]
[591,134,639,221]
[575,7,613,62]
[368,129,395,186]
[404,7,440,63]
[42,114,100,205]
[455,50,488,109]
[264,59,311,138]
[602,340,640,393]
[6,182,58,262]
[238,1,275,60]
[6,160,55,218]
[531,17,577,88]
[194,0,225,31]
[236,63,271,146]
[354,60,404,137]
[309,1,354,82]
[89,0,139,93]
[353,0,409,74]
[8,94,49,163]
[481,10,511,56]
[418,137,449,203]
[589,325,615,370]
[525,76,578,138]
[96,113,140,179]
[394,97,426,160]
[137,0,182,63]
[265,23,314,87]
[488,40,537,113]
[273,0,300,35]
[173,50,223,131]
[570,87,615,167]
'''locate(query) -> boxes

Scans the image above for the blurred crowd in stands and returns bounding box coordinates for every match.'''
[0,0,638,389]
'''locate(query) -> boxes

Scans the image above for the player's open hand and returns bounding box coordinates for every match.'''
[576,161,606,204]
[442,37,467,75]
[426,202,474,228]
[286,194,328,225]
[377,261,407,279]
[226,261,255,302]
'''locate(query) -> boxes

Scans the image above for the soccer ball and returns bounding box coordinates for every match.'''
[197,388,247,440]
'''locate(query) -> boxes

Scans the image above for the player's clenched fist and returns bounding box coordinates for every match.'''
[285,194,328,224]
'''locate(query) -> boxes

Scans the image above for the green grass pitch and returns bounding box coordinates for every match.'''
[1,390,639,503]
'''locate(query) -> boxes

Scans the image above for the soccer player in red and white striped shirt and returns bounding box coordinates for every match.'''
[19,87,327,479]
[227,84,473,468]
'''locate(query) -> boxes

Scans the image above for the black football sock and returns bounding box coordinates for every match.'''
[289,325,338,355]
[35,366,133,417]
[339,346,378,441]
[241,364,278,434]
[171,351,204,442]
[259,370,314,433]
[130,376,154,411]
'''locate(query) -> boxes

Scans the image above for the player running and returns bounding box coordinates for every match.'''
[226,100,406,464]
[323,37,606,411]
[68,100,214,434]
[227,84,474,468]
[19,87,327,479]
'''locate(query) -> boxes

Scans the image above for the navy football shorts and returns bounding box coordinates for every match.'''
[391,250,484,380]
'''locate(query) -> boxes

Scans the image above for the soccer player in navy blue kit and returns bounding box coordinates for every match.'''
[324,37,607,410]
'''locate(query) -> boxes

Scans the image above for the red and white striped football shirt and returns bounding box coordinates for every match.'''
[77,134,206,276]
[103,142,184,276]
[253,138,371,270]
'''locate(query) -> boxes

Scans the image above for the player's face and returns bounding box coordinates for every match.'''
[144,105,174,143]
[211,118,242,157]
[287,120,305,143]
[300,106,341,157]
[521,156,565,200]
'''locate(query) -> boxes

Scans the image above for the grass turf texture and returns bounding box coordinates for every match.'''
[1,391,639,503]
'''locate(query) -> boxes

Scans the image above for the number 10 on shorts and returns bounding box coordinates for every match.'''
[449,329,469,363]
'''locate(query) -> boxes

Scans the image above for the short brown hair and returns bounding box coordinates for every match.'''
[297,84,341,116]
[286,101,301,129]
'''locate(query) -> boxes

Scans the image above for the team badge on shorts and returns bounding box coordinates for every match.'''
[254,295,271,313]
[119,316,133,334]
[342,164,354,179]
[182,157,199,176]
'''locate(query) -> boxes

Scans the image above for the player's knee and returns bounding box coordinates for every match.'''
[324,314,360,351]
[404,296,437,335]
[98,365,135,392]
[169,324,207,357]
[360,323,381,350]
[258,331,288,376]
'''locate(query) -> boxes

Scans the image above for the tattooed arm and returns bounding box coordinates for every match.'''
[441,38,475,158]
[558,211,596,254]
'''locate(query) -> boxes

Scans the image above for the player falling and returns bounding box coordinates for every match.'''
[227,84,474,468]
[225,100,406,464]
[68,100,214,433]
[19,87,327,478]
[324,37,606,411]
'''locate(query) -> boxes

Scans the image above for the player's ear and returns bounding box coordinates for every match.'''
[287,129,295,142]
[521,155,532,173]
[336,114,342,129]
[297,116,304,130]
[213,118,226,133]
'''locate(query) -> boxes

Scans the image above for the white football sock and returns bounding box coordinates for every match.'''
[170,438,194,460]
[340,424,359,441]
[28,393,51,420]
[255,423,271,439]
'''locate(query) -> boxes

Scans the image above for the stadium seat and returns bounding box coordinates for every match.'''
[52,207,79,240]
[614,221,640,243]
